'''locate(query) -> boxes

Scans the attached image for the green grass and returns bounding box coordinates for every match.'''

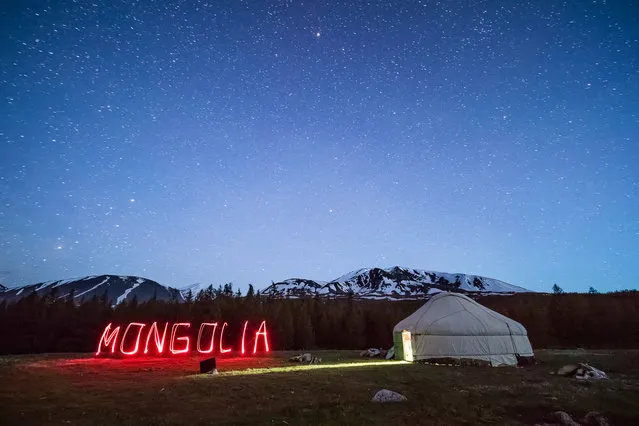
[1,349,638,425]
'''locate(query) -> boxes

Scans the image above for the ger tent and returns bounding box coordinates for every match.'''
[393,291,533,366]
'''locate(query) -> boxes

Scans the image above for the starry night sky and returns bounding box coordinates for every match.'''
[1,0,638,292]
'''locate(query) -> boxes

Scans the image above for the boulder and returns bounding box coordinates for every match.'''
[582,411,610,426]
[371,389,407,403]
[554,363,607,380]
[361,348,382,358]
[547,411,581,426]
[288,353,321,364]
[289,353,312,363]
[537,410,611,426]
[575,364,607,381]
[556,364,580,376]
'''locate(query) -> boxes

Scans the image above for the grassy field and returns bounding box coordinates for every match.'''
[1,349,638,425]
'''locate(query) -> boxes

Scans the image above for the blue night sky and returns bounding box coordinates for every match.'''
[1,0,637,293]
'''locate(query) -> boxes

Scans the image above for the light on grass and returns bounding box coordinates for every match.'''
[194,360,408,378]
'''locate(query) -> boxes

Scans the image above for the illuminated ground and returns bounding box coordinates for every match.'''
[1,350,638,425]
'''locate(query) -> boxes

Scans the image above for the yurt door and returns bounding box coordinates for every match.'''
[401,331,413,362]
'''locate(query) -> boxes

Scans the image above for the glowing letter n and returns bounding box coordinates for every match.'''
[144,322,169,355]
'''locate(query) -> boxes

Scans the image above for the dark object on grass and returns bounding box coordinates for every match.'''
[199,357,218,374]
[419,357,492,367]
[516,354,536,366]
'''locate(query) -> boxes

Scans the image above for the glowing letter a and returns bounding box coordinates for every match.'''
[253,321,270,354]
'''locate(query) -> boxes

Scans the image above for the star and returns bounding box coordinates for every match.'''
[0,0,635,294]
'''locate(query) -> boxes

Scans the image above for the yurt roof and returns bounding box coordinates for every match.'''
[393,291,528,337]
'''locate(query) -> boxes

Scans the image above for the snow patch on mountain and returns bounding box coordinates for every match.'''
[74,277,111,299]
[116,282,140,305]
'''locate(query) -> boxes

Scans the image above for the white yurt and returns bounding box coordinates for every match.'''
[393,291,534,366]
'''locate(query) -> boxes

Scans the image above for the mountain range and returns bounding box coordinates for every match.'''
[0,266,531,305]
[261,266,529,299]
[0,275,181,306]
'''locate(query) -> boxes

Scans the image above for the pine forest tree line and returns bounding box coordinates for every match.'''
[0,286,637,355]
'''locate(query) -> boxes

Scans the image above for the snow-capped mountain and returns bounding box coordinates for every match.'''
[0,267,531,306]
[262,266,530,299]
[265,278,330,298]
[178,282,209,299]
[0,275,182,306]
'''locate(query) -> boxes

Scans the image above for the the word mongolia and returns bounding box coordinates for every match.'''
[95,320,270,356]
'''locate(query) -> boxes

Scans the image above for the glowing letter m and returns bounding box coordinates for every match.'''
[96,323,121,355]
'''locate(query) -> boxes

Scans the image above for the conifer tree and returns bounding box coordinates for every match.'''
[246,284,255,299]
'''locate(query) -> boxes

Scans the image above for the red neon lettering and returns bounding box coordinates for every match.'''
[197,322,218,354]
[170,323,191,354]
[144,322,168,354]
[241,321,248,355]
[253,320,270,354]
[120,322,146,355]
[96,323,121,355]
[96,320,271,356]
[219,322,231,353]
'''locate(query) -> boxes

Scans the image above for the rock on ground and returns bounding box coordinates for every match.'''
[535,410,611,426]
[556,364,580,376]
[548,411,581,426]
[582,411,610,426]
[371,389,407,403]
